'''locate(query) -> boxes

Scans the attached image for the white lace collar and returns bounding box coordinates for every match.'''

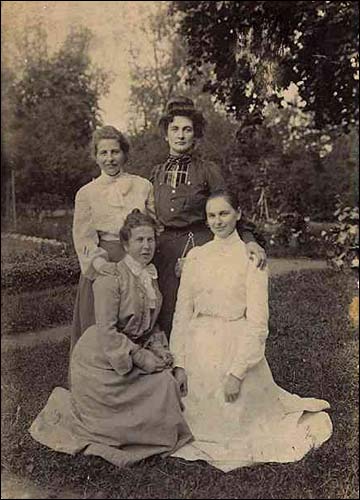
[123,254,158,279]
[123,254,158,308]
[97,172,133,206]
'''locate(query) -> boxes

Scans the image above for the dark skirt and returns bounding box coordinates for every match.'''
[153,223,213,339]
[71,241,125,354]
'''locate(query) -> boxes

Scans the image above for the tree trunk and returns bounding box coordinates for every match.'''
[11,169,16,230]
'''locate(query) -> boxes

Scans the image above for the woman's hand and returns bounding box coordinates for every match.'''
[97,261,118,277]
[132,348,167,373]
[174,258,186,278]
[245,242,267,270]
[151,347,174,367]
[93,256,117,277]
[173,367,188,397]
[145,331,174,367]
[224,374,242,402]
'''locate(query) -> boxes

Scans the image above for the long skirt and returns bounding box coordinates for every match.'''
[71,240,125,353]
[29,324,193,468]
[153,224,213,338]
[171,316,333,472]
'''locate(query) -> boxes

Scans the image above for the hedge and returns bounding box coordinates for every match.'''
[2,284,77,335]
[1,255,80,293]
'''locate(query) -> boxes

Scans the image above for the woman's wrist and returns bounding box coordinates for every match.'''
[172,366,185,373]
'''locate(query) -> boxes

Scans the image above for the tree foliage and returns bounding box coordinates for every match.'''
[2,24,111,210]
[128,3,187,132]
[171,0,359,132]
[216,99,358,222]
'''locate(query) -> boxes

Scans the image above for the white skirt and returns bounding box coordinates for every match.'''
[172,316,333,472]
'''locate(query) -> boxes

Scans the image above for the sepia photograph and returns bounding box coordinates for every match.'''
[1,1,359,498]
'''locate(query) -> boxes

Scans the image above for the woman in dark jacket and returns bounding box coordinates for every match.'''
[151,96,266,338]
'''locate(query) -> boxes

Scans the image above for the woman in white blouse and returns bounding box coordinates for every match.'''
[170,189,333,472]
[71,126,156,353]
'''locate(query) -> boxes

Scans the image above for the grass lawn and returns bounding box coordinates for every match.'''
[1,269,359,499]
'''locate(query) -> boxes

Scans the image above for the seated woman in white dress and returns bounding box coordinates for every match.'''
[170,189,333,472]
[29,210,193,468]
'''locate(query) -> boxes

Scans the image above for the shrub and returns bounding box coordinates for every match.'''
[321,200,359,269]
[1,233,70,263]
[2,213,75,248]
[258,215,331,259]
[1,254,80,293]
[1,284,77,335]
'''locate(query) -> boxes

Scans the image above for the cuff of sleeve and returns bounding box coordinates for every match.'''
[131,344,142,355]
[131,345,144,361]
[227,348,266,380]
[226,363,248,381]
[173,354,185,368]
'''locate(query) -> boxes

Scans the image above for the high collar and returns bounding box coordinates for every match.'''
[97,171,133,206]
[98,170,127,184]
[123,254,158,279]
[165,153,192,167]
[123,254,158,308]
[167,152,192,161]
[213,230,241,246]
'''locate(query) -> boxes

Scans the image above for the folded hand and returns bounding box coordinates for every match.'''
[132,348,167,373]
[150,346,174,367]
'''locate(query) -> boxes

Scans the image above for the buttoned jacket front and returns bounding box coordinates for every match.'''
[151,153,225,228]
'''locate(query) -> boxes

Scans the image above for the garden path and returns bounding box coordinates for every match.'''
[1,257,328,499]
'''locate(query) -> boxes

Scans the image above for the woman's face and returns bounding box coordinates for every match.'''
[166,115,195,156]
[96,138,126,176]
[124,225,156,266]
[206,196,241,239]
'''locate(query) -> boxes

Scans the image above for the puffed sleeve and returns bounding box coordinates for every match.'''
[144,180,164,233]
[72,187,108,280]
[169,249,197,367]
[93,275,141,375]
[228,261,269,380]
[149,164,159,184]
[145,182,157,220]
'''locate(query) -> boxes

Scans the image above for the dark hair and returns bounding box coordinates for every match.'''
[91,125,130,162]
[119,209,157,245]
[206,189,265,246]
[206,188,240,211]
[158,96,206,139]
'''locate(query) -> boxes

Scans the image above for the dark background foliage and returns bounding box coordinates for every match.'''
[171,1,359,131]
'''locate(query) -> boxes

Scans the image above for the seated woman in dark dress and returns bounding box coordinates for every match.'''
[29,210,193,468]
